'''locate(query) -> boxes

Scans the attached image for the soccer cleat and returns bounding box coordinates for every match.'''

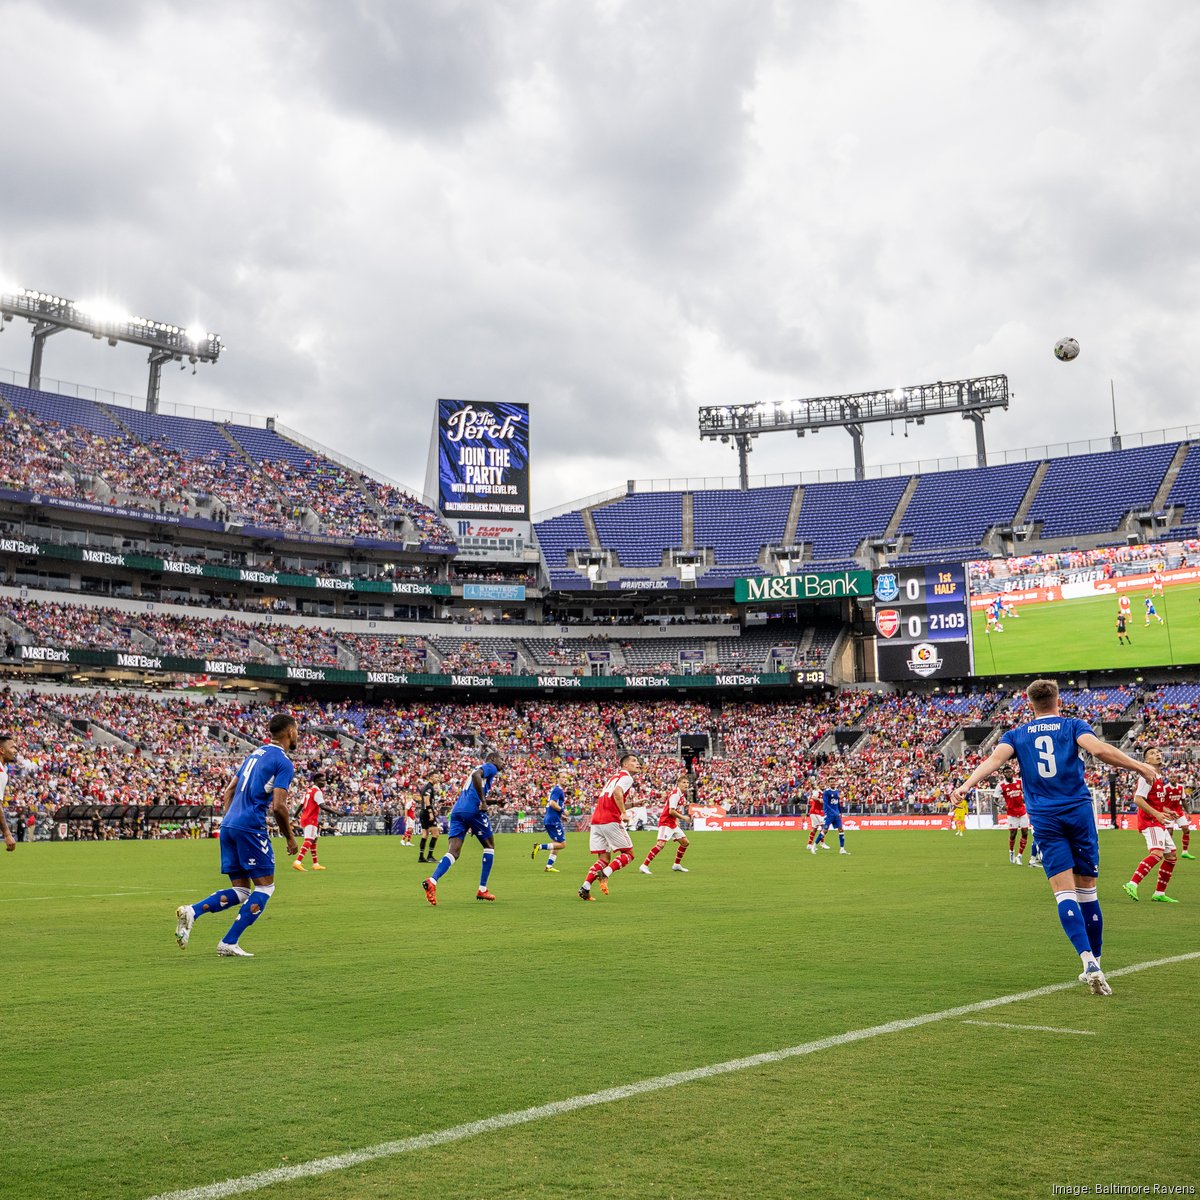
[1182,850,1196,860]
[216,942,254,958]
[1151,892,1179,904]
[174,904,194,949]
[672,864,689,872]
[839,849,850,856]
[531,844,541,860]
[292,860,306,872]
[808,844,816,854]
[1079,964,1112,996]
[476,889,496,902]
[820,842,831,851]
[1009,851,1016,864]
[1015,854,1022,865]
[422,878,438,906]
[1030,856,1042,868]
[599,880,609,895]
[1122,881,1139,902]
[639,865,653,875]
[311,863,326,871]
[544,865,559,873]
[578,885,593,901]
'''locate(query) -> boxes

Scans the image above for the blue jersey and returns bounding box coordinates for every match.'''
[223,744,295,833]
[451,762,499,816]
[1000,717,1094,812]
[822,788,841,816]
[1145,598,1157,612]
[990,598,1004,617]
[545,785,565,823]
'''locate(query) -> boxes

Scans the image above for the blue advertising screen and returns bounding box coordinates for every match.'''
[437,400,530,520]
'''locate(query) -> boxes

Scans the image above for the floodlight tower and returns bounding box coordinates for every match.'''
[698,375,1010,484]
[0,285,223,413]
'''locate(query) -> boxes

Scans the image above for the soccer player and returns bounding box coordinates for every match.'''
[417,769,442,864]
[806,787,824,853]
[1151,567,1165,596]
[174,713,300,958]
[579,754,640,900]
[422,750,504,904]
[640,773,691,874]
[1118,594,1132,625]
[293,770,332,872]
[402,796,417,846]
[1163,777,1193,860]
[531,768,570,872]
[1000,770,1030,863]
[985,596,1005,634]
[1,733,18,853]
[950,792,968,837]
[1115,611,1132,646]
[1122,748,1180,903]
[1144,595,1164,625]
[952,678,1157,996]
[813,782,848,854]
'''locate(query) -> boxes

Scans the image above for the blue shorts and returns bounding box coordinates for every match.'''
[1030,800,1099,879]
[544,821,566,844]
[448,809,494,842]
[824,814,843,830]
[220,825,275,879]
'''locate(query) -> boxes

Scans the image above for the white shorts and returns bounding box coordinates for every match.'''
[1142,826,1175,852]
[809,814,823,830]
[302,825,319,839]
[1169,814,1190,830]
[656,825,686,842]
[589,822,634,854]
[1005,815,1031,829]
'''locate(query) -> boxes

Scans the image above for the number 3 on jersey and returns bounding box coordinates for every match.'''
[1034,735,1058,779]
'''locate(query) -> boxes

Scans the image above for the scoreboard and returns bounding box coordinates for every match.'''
[873,564,973,681]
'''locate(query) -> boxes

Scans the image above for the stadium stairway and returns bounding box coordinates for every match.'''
[581,505,604,551]
[882,475,920,539]
[781,486,804,546]
[681,493,694,551]
[1011,460,1049,527]
[1152,442,1191,512]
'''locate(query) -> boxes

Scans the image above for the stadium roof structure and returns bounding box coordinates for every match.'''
[698,374,1010,485]
[0,284,222,414]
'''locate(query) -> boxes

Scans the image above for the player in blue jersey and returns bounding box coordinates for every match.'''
[812,783,849,855]
[1143,596,1164,626]
[174,713,300,958]
[531,768,570,873]
[952,679,1157,996]
[423,750,505,904]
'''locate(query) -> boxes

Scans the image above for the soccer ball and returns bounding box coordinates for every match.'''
[1054,337,1080,361]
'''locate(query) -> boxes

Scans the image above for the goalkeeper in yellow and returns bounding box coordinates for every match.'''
[950,791,968,837]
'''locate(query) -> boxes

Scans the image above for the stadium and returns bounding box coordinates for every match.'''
[3,7,1198,1200]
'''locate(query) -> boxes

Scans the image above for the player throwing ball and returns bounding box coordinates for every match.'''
[579,754,640,900]
[952,679,1157,996]
[640,773,691,874]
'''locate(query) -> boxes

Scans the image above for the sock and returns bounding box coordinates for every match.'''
[431,853,455,882]
[295,841,308,861]
[1183,829,1191,851]
[644,843,664,867]
[1131,853,1160,885]
[222,885,274,946]
[1076,886,1102,960]
[1018,831,1028,854]
[479,849,495,891]
[1053,889,1095,963]
[1009,830,1017,852]
[807,829,815,846]
[419,837,427,856]
[838,832,845,849]
[585,859,607,885]
[538,842,551,850]
[674,844,688,865]
[309,841,319,865]
[1155,857,1177,894]
[190,887,241,919]
[814,831,825,845]
[546,853,557,867]
[603,850,634,877]
[428,837,438,858]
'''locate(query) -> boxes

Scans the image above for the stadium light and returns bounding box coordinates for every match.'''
[0,283,224,413]
[698,375,1010,485]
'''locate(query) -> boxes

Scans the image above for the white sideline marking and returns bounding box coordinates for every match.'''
[962,1020,1095,1036]
[146,950,1200,1200]
[0,890,159,903]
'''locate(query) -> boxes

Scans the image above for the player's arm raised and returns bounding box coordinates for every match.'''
[951,743,1015,801]
[1076,734,1158,785]
[271,787,299,858]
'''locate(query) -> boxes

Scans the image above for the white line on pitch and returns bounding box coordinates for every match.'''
[145,950,1200,1200]
[962,1020,1095,1036]
[0,890,162,903]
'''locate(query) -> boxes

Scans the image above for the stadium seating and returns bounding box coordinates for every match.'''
[793,476,911,561]
[692,486,793,565]
[590,493,683,567]
[898,461,1037,553]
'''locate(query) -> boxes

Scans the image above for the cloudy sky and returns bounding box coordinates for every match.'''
[2,0,1199,512]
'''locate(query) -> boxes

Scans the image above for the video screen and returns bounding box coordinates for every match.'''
[968,538,1200,675]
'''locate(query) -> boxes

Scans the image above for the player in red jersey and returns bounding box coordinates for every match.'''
[1122,748,1179,903]
[640,773,691,874]
[293,771,333,872]
[806,788,824,853]
[1151,568,1165,596]
[1162,777,1193,860]
[999,770,1030,864]
[578,754,639,900]
[402,796,416,846]
[1118,595,1132,620]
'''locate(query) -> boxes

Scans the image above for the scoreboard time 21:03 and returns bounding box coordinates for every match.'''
[873,564,974,681]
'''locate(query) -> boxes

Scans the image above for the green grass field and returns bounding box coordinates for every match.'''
[972,581,1200,675]
[3,832,1197,1200]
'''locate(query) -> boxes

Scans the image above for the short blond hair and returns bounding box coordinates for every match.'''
[1026,678,1059,712]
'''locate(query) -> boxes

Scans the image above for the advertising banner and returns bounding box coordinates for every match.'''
[734,571,873,603]
[437,400,531,520]
[696,814,954,831]
[462,583,527,601]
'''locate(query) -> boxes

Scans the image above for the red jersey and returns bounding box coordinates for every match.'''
[807,795,824,817]
[999,781,1026,818]
[658,788,685,829]
[1119,596,1131,613]
[591,769,634,825]
[1135,777,1168,830]
[300,786,323,827]
[1162,783,1186,816]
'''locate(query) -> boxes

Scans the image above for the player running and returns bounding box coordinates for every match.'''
[293,769,333,872]
[174,713,300,958]
[579,754,640,900]
[1163,777,1193,860]
[1115,611,1132,646]
[985,596,1005,635]
[532,769,570,872]
[1,733,18,853]
[423,751,504,904]
[1144,596,1164,626]
[812,783,848,854]
[417,769,442,864]
[999,770,1030,863]
[953,679,1157,995]
[806,787,824,853]
[1122,748,1181,903]
[402,796,417,846]
[640,773,691,874]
